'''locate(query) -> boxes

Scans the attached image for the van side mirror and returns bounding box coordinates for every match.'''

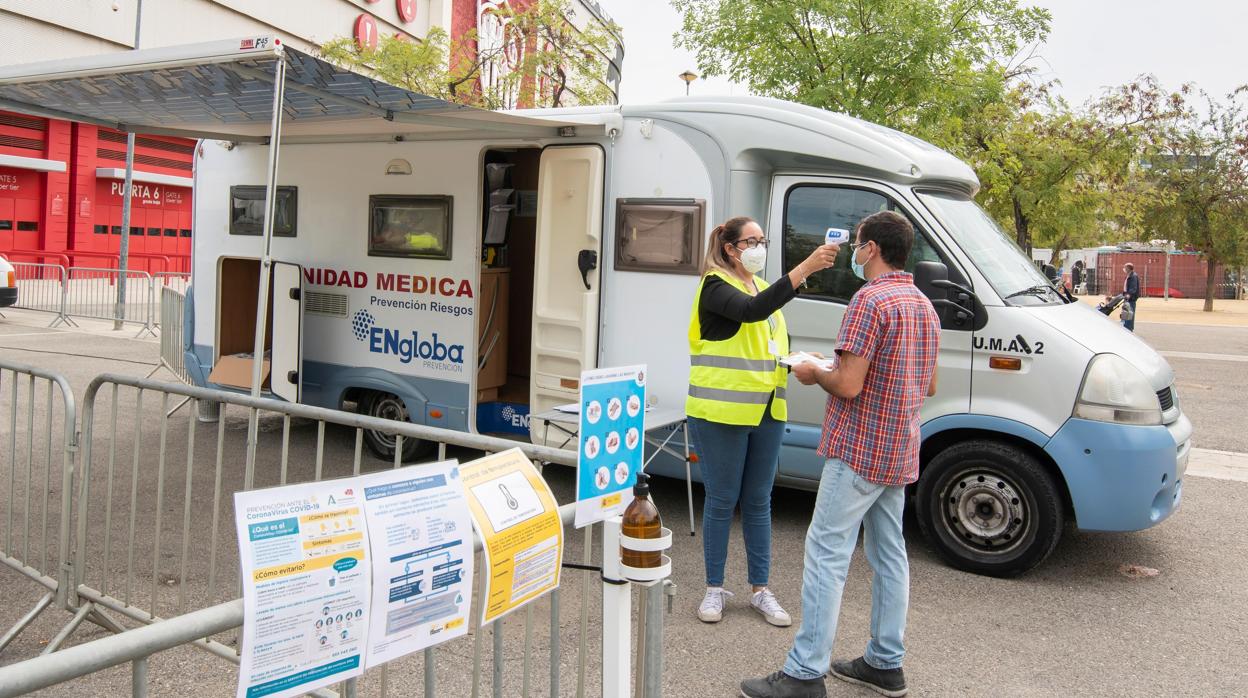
[914,260,947,294]
[914,261,987,331]
[1042,263,1059,283]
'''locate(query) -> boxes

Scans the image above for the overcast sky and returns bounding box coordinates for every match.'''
[599,0,1247,107]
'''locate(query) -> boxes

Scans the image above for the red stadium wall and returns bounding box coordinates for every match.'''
[0,110,193,274]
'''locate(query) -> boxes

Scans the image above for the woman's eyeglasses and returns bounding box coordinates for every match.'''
[732,238,769,250]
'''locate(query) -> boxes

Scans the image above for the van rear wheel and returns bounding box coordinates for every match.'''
[915,440,1063,578]
[360,392,433,462]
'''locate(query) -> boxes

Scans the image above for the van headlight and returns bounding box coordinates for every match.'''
[1073,354,1163,426]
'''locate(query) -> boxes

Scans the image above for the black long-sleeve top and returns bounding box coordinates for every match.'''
[697,274,797,341]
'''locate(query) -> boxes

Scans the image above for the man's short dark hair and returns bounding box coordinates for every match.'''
[857,211,913,269]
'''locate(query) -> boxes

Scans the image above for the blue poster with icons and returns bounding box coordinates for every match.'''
[575,365,647,528]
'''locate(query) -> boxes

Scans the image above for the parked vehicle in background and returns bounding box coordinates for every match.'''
[0,256,17,307]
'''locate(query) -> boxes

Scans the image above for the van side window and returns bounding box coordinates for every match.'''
[229,185,297,237]
[782,185,941,303]
[614,198,705,275]
[368,195,453,260]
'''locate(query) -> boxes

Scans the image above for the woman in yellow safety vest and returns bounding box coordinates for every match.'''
[687,215,839,627]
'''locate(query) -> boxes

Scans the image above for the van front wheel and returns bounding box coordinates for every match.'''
[360,392,433,462]
[915,440,1064,578]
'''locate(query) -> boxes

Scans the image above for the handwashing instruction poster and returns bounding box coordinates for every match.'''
[234,462,476,697]
[459,448,563,624]
[358,461,473,668]
[235,481,371,698]
[575,364,647,528]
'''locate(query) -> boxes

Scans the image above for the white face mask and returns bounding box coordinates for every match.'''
[739,246,767,274]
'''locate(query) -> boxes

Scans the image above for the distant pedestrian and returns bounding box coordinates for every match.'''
[1122,263,1140,332]
[740,211,940,698]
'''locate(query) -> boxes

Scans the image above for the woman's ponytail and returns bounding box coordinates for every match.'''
[701,216,754,276]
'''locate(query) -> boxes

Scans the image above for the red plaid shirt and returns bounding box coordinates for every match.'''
[817,272,940,486]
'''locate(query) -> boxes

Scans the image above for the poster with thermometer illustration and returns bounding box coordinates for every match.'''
[459,448,563,624]
[575,364,647,528]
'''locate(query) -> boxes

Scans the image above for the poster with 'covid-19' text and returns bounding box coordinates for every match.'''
[235,481,371,698]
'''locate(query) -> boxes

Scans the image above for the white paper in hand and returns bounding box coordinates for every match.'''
[780,351,836,371]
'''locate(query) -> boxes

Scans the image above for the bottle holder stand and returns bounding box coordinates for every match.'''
[618,555,672,585]
[618,528,673,585]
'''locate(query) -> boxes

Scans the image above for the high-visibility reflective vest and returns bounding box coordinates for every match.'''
[686,270,788,425]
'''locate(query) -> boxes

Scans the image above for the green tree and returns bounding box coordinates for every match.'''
[502,0,621,108]
[1140,88,1248,311]
[670,0,1050,134]
[323,27,472,103]
[945,78,1183,257]
[671,1,1186,261]
[321,0,619,109]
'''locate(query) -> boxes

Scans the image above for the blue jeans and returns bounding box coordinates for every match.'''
[784,458,909,678]
[1122,298,1137,332]
[687,413,784,587]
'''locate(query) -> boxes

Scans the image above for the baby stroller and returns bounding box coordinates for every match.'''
[1097,293,1129,318]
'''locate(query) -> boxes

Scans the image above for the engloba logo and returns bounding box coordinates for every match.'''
[351,310,464,365]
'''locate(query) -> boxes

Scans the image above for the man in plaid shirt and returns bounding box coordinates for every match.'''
[742,211,940,698]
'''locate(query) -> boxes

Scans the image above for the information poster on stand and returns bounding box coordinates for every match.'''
[575,365,647,528]
[234,481,371,698]
[460,448,563,624]
[358,461,474,668]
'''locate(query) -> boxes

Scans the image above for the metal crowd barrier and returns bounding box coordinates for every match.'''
[63,267,157,337]
[152,272,190,294]
[0,362,77,656]
[7,265,188,337]
[8,263,71,327]
[0,599,243,698]
[157,287,189,384]
[31,372,667,697]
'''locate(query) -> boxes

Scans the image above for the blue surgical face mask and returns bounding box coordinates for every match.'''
[851,242,871,280]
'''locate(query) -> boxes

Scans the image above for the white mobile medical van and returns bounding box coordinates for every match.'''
[184,96,1192,576]
[2,39,1191,578]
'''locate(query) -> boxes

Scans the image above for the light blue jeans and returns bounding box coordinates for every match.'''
[687,414,784,587]
[784,458,909,679]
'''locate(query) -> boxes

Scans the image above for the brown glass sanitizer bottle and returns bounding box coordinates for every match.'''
[621,472,662,568]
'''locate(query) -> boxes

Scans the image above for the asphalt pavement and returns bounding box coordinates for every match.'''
[1133,322,1248,453]
[0,310,1245,697]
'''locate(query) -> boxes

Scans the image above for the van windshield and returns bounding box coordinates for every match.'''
[917,191,1062,306]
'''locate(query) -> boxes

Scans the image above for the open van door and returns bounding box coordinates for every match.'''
[530,146,605,423]
[270,261,303,402]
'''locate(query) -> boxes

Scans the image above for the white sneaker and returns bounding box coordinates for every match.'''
[750,588,792,627]
[697,587,733,623]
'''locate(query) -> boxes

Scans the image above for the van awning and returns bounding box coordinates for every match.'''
[0,36,588,400]
[0,36,587,144]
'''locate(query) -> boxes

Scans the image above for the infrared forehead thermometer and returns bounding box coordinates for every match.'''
[825,227,851,245]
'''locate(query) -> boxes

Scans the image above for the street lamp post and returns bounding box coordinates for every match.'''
[678,70,698,96]
[114,0,142,330]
